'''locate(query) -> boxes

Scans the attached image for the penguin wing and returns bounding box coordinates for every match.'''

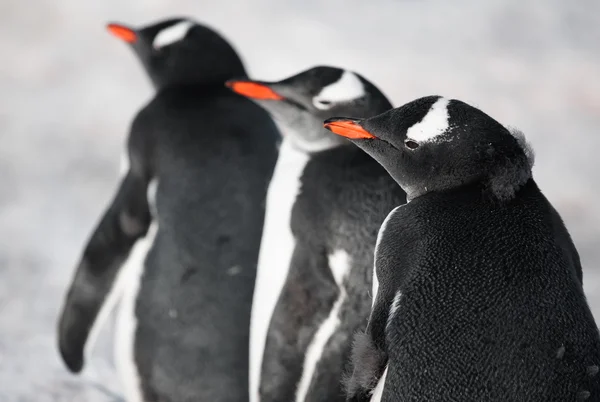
[260,241,337,400]
[57,170,151,373]
[345,203,424,401]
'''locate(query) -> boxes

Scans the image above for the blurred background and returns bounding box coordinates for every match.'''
[1,0,599,400]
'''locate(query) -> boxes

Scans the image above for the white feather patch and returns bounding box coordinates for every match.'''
[249,138,310,402]
[119,151,130,179]
[372,205,402,307]
[114,178,159,402]
[153,20,194,49]
[146,179,159,217]
[406,97,450,142]
[114,222,157,402]
[371,272,379,309]
[313,71,365,109]
[370,365,388,402]
[386,291,402,329]
[295,251,351,402]
[328,249,350,286]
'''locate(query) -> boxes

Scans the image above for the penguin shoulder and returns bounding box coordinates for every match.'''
[290,157,330,244]
[124,98,165,178]
[129,93,178,135]
[376,199,431,256]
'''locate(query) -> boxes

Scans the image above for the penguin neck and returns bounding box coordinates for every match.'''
[404,151,533,203]
[486,127,535,201]
[408,175,537,211]
[279,125,349,155]
[148,67,248,93]
[151,77,235,93]
[153,82,225,100]
[485,156,533,201]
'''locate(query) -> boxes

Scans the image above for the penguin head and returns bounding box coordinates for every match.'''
[324,96,534,201]
[226,66,392,153]
[106,18,246,90]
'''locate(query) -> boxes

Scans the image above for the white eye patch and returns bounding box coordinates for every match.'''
[406,97,450,142]
[312,70,365,110]
[153,20,194,49]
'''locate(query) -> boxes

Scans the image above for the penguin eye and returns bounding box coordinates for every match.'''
[404,140,420,150]
[313,98,334,110]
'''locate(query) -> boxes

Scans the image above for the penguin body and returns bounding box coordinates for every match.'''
[229,67,406,402]
[325,96,600,401]
[58,18,279,402]
[262,145,405,402]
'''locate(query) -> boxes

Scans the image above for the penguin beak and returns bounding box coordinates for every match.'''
[225,80,284,101]
[106,23,138,43]
[323,118,376,140]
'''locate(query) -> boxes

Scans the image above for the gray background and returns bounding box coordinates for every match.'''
[1,0,599,400]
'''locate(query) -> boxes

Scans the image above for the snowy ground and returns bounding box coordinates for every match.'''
[1,0,599,400]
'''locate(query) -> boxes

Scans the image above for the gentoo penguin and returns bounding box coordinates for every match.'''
[227,66,407,402]
[324,96,600,401]
[57,18,279,402]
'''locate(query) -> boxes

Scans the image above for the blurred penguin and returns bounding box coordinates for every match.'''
[58,17,279,402]
[228,66,406,402]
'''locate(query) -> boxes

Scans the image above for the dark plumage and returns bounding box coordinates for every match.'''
[325,96,599,401]
[57,17,278,402]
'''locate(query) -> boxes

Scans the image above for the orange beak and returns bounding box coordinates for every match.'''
[106,23,137,43]
[323,118,376,140]
[226,80,284,100]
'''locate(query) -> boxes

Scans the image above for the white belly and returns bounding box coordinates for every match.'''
[249,138,309,402]
[114,222,158,402]
[115,179,159,402]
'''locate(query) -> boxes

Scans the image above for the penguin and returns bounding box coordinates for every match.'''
[324,96,600,401]
[227,66,407,402]
[57,18,279,402]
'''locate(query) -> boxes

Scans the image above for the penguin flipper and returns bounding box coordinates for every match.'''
[57,172,151,373]
[344,294,392,402]
[260,242,337,400]
[344,204,418,400]
[343,330,387,401]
